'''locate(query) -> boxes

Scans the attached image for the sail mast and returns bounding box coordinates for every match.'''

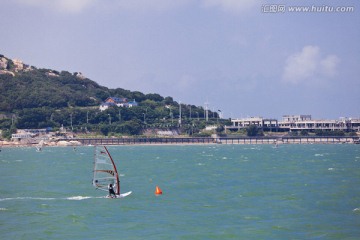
[103,146,120,195]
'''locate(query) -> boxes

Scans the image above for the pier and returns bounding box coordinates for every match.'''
[217,136,358,144]
[69,136,359,145]
[74,137,215,145]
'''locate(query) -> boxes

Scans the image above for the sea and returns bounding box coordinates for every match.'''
[0,144,359,239]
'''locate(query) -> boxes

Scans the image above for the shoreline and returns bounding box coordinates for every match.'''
[1,136,359,148]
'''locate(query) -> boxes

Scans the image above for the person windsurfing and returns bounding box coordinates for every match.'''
[108,184,116,198]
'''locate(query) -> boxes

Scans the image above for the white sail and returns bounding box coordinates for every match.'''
[36,140,44,152]
[92,146,120,194]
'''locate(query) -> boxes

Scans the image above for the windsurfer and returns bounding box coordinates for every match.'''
[108,184,116,198]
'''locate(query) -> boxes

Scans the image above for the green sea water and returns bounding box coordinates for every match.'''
[0,144,359,239]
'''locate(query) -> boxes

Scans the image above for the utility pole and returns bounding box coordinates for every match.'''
[179,101,182,125]
[85,111,89,133]
[205,101,209,122]
[189,105,192,120]
[171,109,173,123]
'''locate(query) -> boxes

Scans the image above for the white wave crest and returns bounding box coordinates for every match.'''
[0,197,57,201]
[0,196,95,201]
[66,196,92,200]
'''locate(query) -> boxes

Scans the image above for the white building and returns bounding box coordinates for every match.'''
[282,115,312,122]
[226,114,360,132]
[99,97,138,111]
[229,117,278,130]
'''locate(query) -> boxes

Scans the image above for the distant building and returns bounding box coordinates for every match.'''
[99,97,138,111]
[205,125,218,131]
[11,133,34,140]
[11,128,52,141]
[0,57,8,69]
[126,99,138,108]
[226,114,360,133]
[105,97,127,105]
[99,102,113,111]
[279,117,360,132]
[12,59,24,70]
[229,117,278,131]
[282,115,312,122]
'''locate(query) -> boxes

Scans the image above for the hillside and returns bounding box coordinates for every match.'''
[0,55,130,111]
[0,54,224,136]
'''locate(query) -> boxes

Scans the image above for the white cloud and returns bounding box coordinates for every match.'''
[57,0,94,13]
[282,45,339,84]
[320,55,340,77]
[114,0,191,12]
[16,0,96,13]
[14,0,257,14]
[202,0,257,13]
[15,0,192,13]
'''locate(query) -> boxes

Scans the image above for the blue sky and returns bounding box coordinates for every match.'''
[1,0,359,119]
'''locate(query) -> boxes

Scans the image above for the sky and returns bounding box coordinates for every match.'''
[1,0,359,120]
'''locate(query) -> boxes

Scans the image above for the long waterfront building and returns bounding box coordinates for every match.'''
[227,115,360,132]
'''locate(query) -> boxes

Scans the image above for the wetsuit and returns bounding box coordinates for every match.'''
[108,184,116,197]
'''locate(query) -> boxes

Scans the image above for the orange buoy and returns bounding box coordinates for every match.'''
[155,186,163,195]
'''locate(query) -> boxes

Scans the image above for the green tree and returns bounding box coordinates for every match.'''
[164,96,174,105]
[300,130,309,136]
[1,125,16,139]
[216,125,225,133]
[145,93,164,102]
[246,125,259,137]
[99,125,109,136]
[116,119,143,135]
[1,129,12,139]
